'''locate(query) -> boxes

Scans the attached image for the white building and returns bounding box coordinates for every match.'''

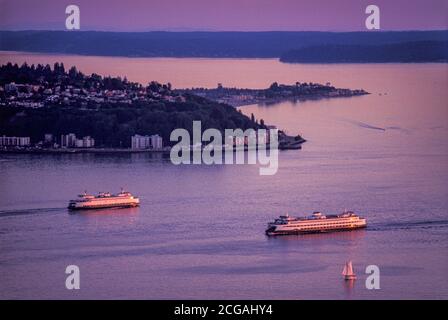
[0,135,30,146]
[131,134,163,149]
[60,133,77,148]
[150,134,163,149]
[229,130,273,146]
[131,135,151,149]
[61,134,95,148]
[75,139,84,148]
[82,136,95,148]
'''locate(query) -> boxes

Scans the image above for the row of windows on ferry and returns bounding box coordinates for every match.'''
[293,222,357,228]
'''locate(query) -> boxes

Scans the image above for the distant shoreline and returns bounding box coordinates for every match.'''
[1,30,447,61]
[2,50,447,64]
[0,139,306,154]
[280,41,448,64]
[177,83,369,107]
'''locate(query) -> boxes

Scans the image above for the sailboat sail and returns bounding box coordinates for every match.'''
[342,261,355,276]
[347,262,354,275]
[342,264,348,276]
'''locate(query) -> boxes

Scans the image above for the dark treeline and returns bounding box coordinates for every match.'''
[0,63,261,147]
[0,62,139,90]
[0,98,260,147]
[1,30,447,58]
[280,41,448,63]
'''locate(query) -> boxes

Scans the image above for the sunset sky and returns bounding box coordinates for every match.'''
[0,0,447,32]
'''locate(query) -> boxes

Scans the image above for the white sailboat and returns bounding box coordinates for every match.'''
[342,261,357,280]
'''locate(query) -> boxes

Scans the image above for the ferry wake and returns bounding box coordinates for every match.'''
[265,211,366,236]
[68,189,139,210]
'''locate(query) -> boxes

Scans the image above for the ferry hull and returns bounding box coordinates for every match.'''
[265,224,367,236]
[68,203,139,210]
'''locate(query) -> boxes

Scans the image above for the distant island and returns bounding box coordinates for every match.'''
[1,30,447,62]
[176,82,368,107]
[280,41,448,63]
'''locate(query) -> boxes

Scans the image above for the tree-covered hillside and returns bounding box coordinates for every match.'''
[280,41,448,63]
[0,63,261,147]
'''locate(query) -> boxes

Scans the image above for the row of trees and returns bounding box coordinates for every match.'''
[0,62,141,91]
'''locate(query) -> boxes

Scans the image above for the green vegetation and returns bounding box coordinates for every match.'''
[0,97,260,148]
[0,63,261,147]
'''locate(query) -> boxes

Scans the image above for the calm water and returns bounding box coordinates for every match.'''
[0,52,448,299]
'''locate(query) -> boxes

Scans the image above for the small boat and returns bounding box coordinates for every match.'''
[342,261,357,280]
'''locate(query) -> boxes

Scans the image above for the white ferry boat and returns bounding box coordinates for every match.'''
[265,211,366,236]
[68,189,139,210]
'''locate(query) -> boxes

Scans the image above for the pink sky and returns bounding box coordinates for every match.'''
[0,0,447,31]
